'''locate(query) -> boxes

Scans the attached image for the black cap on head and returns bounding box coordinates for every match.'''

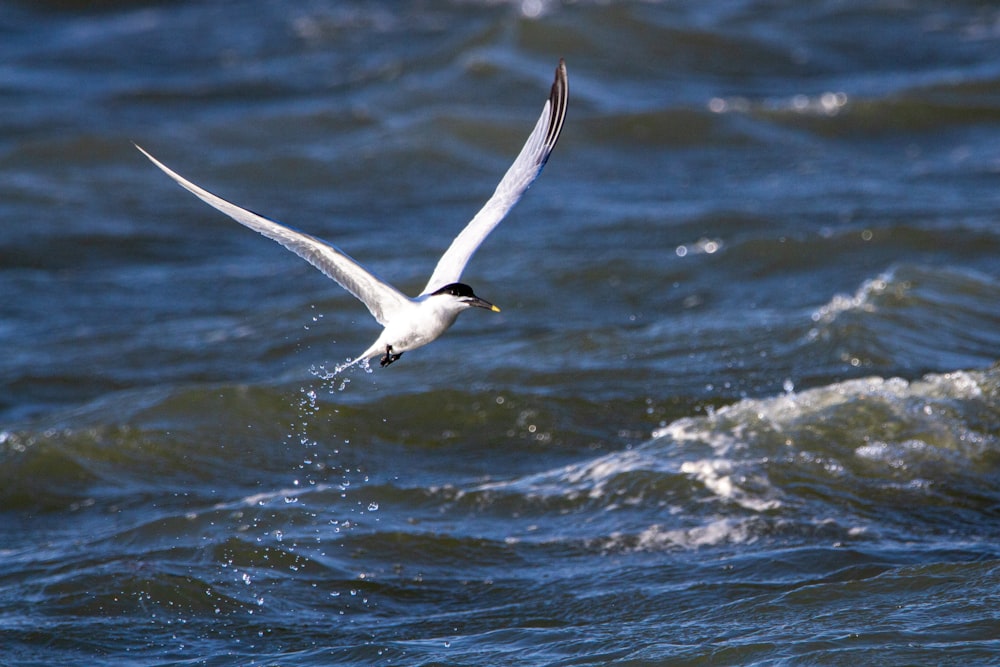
[431,282,476,298]
[430,282,500,312]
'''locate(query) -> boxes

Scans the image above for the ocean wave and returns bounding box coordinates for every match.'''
[7,360,997,551]
[806,264,1000,370]
[469,364,1000,552]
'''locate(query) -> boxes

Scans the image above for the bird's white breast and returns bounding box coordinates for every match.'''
[378,297,463,353]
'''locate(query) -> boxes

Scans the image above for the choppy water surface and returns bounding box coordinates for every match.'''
[3,2,1000,664]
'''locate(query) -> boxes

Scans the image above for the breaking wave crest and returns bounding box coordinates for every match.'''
[480,365,1000,552]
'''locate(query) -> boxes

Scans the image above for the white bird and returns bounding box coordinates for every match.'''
[137,59,568,369]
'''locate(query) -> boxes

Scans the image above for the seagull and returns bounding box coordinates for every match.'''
[137,59,568,369]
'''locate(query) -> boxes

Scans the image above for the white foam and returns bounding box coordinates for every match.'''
[808,270,900,328]
[680,458,781,511]
[630,517,756,551]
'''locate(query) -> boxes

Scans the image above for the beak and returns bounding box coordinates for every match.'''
[468,296,500,312]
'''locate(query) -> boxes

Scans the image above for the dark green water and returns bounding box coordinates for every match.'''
[3,2,1000,664]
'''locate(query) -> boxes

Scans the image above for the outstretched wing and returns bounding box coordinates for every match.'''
[136,145,410,326]
[420,58,568,296]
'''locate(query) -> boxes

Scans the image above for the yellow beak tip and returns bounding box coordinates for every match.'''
[491,305,501,313]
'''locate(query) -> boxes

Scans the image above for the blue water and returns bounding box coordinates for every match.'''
[3,2,1000,665]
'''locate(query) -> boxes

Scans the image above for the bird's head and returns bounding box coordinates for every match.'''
[430,282,501,312]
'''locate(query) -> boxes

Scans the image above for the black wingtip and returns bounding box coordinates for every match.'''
[545,58,569,150]
[546,59,568,150]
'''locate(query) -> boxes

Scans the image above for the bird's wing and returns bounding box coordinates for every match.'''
[420,58,568,296]
[136,145,410,326]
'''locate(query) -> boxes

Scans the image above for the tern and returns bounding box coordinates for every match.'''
[137,59,567,369]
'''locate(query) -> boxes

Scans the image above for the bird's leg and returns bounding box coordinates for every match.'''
[380,345,403,367]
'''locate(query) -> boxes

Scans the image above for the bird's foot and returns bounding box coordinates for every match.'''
[380,345,403,367]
